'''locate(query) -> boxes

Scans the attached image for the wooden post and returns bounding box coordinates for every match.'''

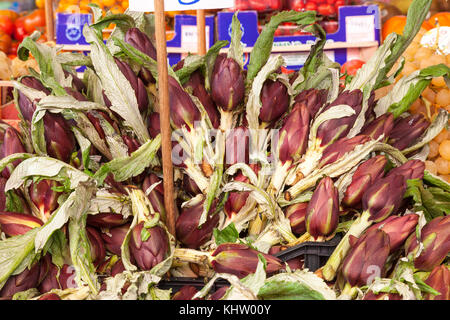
[154,0,177,237]
[45,0,55,42]
[197,9,206,55]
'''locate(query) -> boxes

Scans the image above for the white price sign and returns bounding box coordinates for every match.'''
[129,0,235,12]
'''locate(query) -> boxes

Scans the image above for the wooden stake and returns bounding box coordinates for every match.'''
[45,0,55,42]
[154,0,177,237]
[197,9,206,55]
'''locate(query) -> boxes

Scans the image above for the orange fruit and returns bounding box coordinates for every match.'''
[109,5,124,14]
[102,0,116,7]
[35,0,45,9]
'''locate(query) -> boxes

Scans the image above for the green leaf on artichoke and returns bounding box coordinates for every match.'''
[258,270,336,300]
[0,228,39,286]
[83,25,150,144]
[246,10,317,84]
[93,134,161,184]
[17,32,69,96]
[213,222,239,246]
[67,181,99,294]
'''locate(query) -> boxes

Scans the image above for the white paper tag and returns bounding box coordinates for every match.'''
[345,15,375,43]
[274,50,335,66]
[181,25,210,51]
[129,0,235,12]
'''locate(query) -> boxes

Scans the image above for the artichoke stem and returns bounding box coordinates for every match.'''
[173,248,213,267]
[286,232,312,247]
[338,282,358,300]
[322,210,372,281]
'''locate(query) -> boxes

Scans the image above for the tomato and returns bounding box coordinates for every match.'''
[335,0,346,8]
[0,10,19,22]
[9,41,18,55]
[0,16,14,36]
[0,30,12,53]
[23,9,46,34]
[428,12,450,27]
[340,59,366,76]
[318,3,336,16]
[288,0,305,11]
[13,17,28,42]
[305,2,318,11]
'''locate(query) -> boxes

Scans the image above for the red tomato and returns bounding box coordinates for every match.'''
[335,0,346,8]
[305,2,318,11]
[318,3,336,16]
[326,0,335,4]
[0,16,14,36]
[9,41,18,54]
[23,9,46,34]
[340,59,366,76]
[13,17,28,42]
[288,0,305,10]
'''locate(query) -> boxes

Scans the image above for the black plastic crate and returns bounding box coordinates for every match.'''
[273,234,342,272]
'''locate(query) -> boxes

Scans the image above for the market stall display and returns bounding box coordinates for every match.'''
[0,0,448,301]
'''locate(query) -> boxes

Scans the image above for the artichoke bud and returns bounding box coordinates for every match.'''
[182,175,201,196]
[115,58,149,113]
[147,112,161,139]
[29,179,63,222]
[185,70,220,129]
[0,262,41,298]
[341,228,391,287]
[278,103,310,164]
[129,221,169,271]
[404,215,450,271]
[316,89,363,147]
[86,226,106,267]
[388,114,430,151]
[367,214,419,253]
[361,174,406,223]
[211,243,283,279]
[259,79,289,124]
[18,76,50,123]
[142,173,166,220]
[0,127,26,179]
[100,223,131,256]
[172,285,199,300]
[294,88,328,119]
[386,159,425,182]
[318,135,371,169]
[43,112,76,163]
[175,199,219,249]
[169,76,201,130]
[0,212,43,237]
[210,54,245,112]
[360,113,394,141]
[342,155,387,208]
[424,265,450,300]
[225,126,250,166]
[305,176,339,239]
[284,202,308,236]
[124,27,157,60]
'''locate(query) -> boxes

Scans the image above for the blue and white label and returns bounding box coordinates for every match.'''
[129,0,234,12]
